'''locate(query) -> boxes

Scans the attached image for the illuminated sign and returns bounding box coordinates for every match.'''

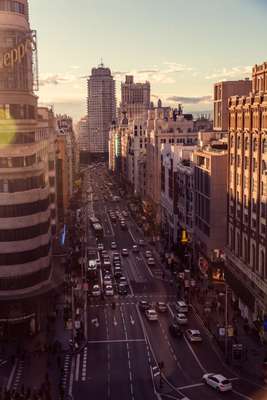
[0,35,36,70]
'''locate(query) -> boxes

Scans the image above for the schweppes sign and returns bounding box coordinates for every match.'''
[0,34,36,70]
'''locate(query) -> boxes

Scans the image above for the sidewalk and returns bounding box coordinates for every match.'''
[190,285,265,383]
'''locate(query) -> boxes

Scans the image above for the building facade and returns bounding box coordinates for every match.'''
[0,0,53,334]
[77,116,89,165]
[87,64,116,162]
[120,75,150,121]
[194,143,228,280]
[226,62,267,326]
[214,79,252,131]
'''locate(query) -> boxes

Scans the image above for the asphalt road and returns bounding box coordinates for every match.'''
[69,164,267,400]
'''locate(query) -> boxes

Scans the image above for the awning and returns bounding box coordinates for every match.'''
[224,268,255,311]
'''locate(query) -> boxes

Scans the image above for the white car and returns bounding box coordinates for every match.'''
[145,309,158,321]
[92,285,101,297]
[111,242,117,250]
[147,257,155,266]
[175,300,189,313]
[175,313,188,325]
[132,245,139,253]
[186,329,202,342]
[203,373,232,392]
[97,243,104,251]
[103,277,112,286]
[104,285,114,296]
[121,248,129,256]
[145,251,152,258]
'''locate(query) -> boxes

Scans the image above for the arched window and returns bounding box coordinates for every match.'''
[253,138,257,152]
[245,136,249,151]
[237,136,241,149]
[262,139,267,153]
[230,135,234,148]
[243,237,248,262]
[262,160,267,172]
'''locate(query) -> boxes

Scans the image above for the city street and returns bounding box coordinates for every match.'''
[69,164,266,400]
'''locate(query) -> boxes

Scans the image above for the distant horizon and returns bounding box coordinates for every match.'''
[30,0,267,121]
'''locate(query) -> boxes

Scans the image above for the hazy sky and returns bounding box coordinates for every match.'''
[30,0,267,121]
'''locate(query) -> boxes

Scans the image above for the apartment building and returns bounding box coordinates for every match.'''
[226,62,267,325]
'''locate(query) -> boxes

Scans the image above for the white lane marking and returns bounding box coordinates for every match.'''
[113,316,117,326]
[130,315,135,325]
[167,303,174,318]
[68,357,75,397]
[128,228,136,243]
[183,335,206,373]
[140,253,154,278]
[232,390,253,400]
[6,359,18,390]
[120,305,128,340]
[74,354,80,382]
[177,382,204,390]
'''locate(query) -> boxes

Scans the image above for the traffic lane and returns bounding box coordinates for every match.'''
[173,304,236,378]
[109,342,133,400]
[157,310,204,384]
[129,251,152,282]
[128,341,157,400]
[231,379,267,400]
[139,307,189,388]
[74,343,108,400]
[121,303,146,341]
[180,382,258,400]
[106,304,129,341]
[86,304,110,341]
[124,255,146,283]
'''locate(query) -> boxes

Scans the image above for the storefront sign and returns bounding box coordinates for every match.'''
[0,34,36,70]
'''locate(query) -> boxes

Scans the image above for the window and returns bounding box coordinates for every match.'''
[262,160,267,172]
[253,138,258,152]
[237,136,241,149]
[245,137,249,151]
[263,139,267,154]
[244,156,248,169]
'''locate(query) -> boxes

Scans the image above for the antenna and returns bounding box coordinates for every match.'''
[99,57,104,68]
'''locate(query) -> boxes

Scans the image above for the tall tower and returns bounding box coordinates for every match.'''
[0,0,52,335]
[87,64,116,162]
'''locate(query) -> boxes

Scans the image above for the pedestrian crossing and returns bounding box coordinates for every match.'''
[12,360,24,391]
[81,347,87,382]
[61,354,71,389]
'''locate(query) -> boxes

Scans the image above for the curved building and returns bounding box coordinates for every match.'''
[0,0,52,335]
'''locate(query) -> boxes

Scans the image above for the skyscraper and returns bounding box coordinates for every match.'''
[0,0,53,334]
[87,64,116,162]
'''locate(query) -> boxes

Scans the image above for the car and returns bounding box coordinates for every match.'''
[186,329,202,342]
[122,211,128,217]
[103,276,112,286]
[111,242,117,250]
[113,252,120,258]
[139,300,150,312]
[97,243,104,251]
[121,249,129,257]
[101,250,108,257]
[147,257,155,266]
[169,322,183,338]
[138,239,145,247]
[145,250,152,258]
[175,313,188,325]
[202,373,232,392]
[175,300,189,313]
[119,276,128,287]
[114,268,122,279]
[132,244,139,253]
[145,309,158,321]
[103,261,111,270]
[118,284,128,295]
[92,285,101,297]
[156,302,167,313]
[96,259,101,268]
[104,285,114,296]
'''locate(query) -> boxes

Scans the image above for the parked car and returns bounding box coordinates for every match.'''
[169,322,183,338]
[92,284,101,297]
[156,302,167,313]
[202,373,232,392]
[139,300,150,312]
[145,309,158,321]
[186,329,202,342]
[175,313,188,325]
